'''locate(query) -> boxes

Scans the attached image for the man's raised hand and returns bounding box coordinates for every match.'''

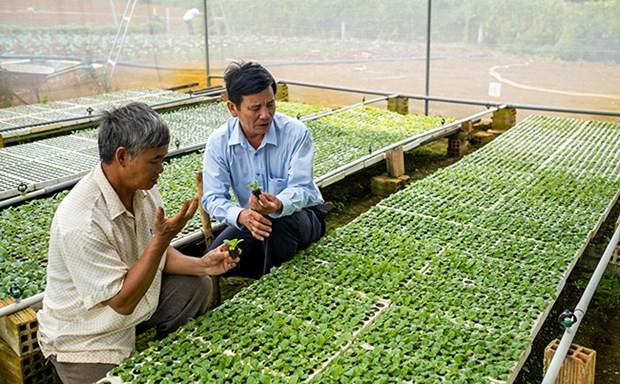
[153,197,199,242]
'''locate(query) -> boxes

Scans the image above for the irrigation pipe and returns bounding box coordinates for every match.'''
[541,222,620,384]
[0,292,44,318]
[0,177,83,210]
[0,141,209,210]
[299,95,394,122]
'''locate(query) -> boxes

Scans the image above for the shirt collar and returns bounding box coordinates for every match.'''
[263,118,278,147]
[227,117,278,149]
[228,119,244,147]
[93,164,147,220]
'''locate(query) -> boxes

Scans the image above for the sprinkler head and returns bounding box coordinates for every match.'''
[17,182,28,194]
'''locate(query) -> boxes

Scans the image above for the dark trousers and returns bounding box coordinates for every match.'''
[136,274,213,339]
[50,274,213,384]
[208,207,325,278]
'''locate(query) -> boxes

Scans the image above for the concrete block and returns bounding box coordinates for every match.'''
[371,175,409,197]
[492,107,517,130]
[471,131,495,146]
[387,96,408,115]
[0,299,39,356]
[276,83,289,102]
[448,136,469,157]
[544,339,595,384]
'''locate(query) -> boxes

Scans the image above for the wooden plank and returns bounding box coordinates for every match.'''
[195,171,220,306]
[460,120,474,134]
[385,146,405,177]
[194,172,213,245]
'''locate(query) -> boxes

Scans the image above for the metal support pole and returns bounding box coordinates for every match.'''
[203,0,211,86]
[300,95,394,122]
[424,0,432,116]
[257,79,620,118]
[542,223,620,384]
[109,0,118,26]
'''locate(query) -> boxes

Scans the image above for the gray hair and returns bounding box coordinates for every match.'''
[98,102,170,163]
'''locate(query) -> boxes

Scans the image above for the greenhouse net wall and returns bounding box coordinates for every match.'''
[1,0,618,119]
[202,0,619,119]
[0,0,207,106]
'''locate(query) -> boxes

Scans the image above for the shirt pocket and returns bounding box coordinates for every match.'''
[267,176,287,195]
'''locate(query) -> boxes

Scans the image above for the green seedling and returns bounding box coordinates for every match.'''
[248,180,262,198]
[223,238,243,259]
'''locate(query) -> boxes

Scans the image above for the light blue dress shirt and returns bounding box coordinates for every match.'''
[202,112,324,229]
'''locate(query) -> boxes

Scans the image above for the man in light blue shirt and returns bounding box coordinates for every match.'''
[202,61,326,278]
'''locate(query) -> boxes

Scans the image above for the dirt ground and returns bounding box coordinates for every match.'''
[106,48,620,125]
[267,51,620,122]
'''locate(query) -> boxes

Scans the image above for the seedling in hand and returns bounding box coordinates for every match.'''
[248,180,262,198]
[223,238,243,259]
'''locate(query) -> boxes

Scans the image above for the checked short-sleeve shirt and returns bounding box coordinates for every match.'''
[38,164,166,364]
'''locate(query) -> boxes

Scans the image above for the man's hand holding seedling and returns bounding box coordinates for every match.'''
[247,180,283,215]
[249,192,282,215]
[237,180,281,241]
[197,243,239,276]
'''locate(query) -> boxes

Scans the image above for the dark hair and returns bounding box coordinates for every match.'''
[224,61,277,106]
[98,102,170,163]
